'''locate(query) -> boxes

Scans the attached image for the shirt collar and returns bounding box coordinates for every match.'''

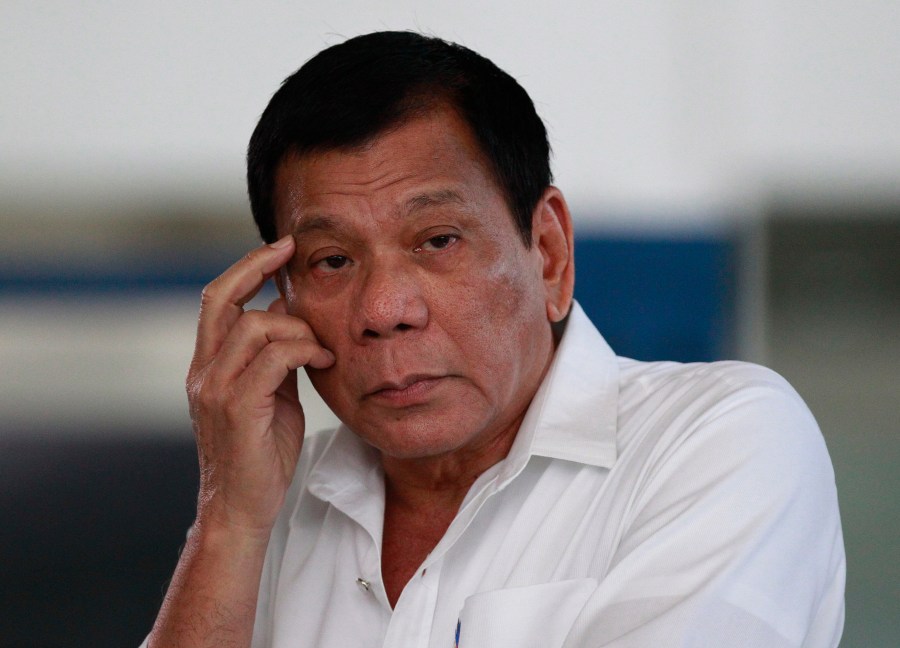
[306,424,386,542]
[493,300,619,486]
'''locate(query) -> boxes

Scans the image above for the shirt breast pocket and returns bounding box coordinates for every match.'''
[457,578,597,648]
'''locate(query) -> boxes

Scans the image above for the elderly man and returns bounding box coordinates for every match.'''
[145,31,844,647]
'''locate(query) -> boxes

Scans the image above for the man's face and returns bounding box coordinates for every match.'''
[274,107,569,461]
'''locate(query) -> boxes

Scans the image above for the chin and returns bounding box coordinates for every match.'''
[355,418,469,460]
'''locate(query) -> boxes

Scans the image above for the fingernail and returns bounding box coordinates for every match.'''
[270,235,293,249]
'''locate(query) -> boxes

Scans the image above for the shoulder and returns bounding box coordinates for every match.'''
[610,359,839,535]
[617,357,805,409]
[616,359,822,456]
[598,360,845,643]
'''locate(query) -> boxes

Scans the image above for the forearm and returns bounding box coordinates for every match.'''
[147,520,270,648]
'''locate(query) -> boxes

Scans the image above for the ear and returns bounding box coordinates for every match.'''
[274,266,287,297]
[273,266,300,315]
[532,186,575,323]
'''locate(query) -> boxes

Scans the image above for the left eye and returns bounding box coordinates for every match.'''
[416,234,458,252]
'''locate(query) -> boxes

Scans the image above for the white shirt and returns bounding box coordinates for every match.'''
[244,301,845,647]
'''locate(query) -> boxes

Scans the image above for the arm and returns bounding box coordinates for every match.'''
[146,236,334,648]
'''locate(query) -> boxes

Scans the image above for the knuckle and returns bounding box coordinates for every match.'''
[259,340,296,371]
[195,384,219,412]
[256,341,282,367]
[242,309,267,329]
[185,366,204,398]
[238,248,266,273]
[292,317,314,338]
[187,369,223,411]
[279,312,316,341]
[199,279,220,307]
[232,309,265,338]
[220,396,242,421]
[278,339,315,367]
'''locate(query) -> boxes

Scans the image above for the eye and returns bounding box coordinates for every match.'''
[415,234,459,252]
[313,255,351,273]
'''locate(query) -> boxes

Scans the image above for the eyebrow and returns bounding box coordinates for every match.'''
[290,188,469,238]
[404,189,467,214]
[291,214,343,238]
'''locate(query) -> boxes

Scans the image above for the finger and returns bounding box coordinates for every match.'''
[213,310,331,383]
[267,297,288,315]
[193,236,295,365]
[274,366,299,406]
[235,339,336,399]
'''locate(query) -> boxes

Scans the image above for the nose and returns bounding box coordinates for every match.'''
[352,259,428,341]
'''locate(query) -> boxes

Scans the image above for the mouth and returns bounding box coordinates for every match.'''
[366,374,446,406]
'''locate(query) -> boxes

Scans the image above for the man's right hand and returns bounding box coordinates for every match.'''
[147,236,334,648]
[187,234,335,538]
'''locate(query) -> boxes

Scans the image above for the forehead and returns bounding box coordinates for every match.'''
[272,107,504,231]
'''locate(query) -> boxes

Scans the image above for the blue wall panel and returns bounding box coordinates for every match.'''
[574,236,735,362]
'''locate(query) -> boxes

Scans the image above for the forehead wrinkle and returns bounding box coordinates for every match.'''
[404,188,466,214]
[314,148,415,191]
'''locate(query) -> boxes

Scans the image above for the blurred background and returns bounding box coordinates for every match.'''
[1,2,897,646]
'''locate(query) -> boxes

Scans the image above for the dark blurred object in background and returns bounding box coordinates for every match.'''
[0,433,198,647]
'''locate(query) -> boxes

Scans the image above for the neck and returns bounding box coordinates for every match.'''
[385,413,521,512]
[378,419,522,608]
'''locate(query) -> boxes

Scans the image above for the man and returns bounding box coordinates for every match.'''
[145,31,844,647]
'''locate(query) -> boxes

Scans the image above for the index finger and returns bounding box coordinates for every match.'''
[193,235,295,365]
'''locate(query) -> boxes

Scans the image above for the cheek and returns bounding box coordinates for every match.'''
[283,279,344,348]
[484,249,545,322]
[454,255,547,367]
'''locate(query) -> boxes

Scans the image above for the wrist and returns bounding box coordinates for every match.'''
[194,484,283,542]
[148,506,270,647]
[192,507,275,554]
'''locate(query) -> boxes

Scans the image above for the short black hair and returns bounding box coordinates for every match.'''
[247,30,552,247]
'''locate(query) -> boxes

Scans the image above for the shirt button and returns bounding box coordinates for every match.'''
[356,577,371,593]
